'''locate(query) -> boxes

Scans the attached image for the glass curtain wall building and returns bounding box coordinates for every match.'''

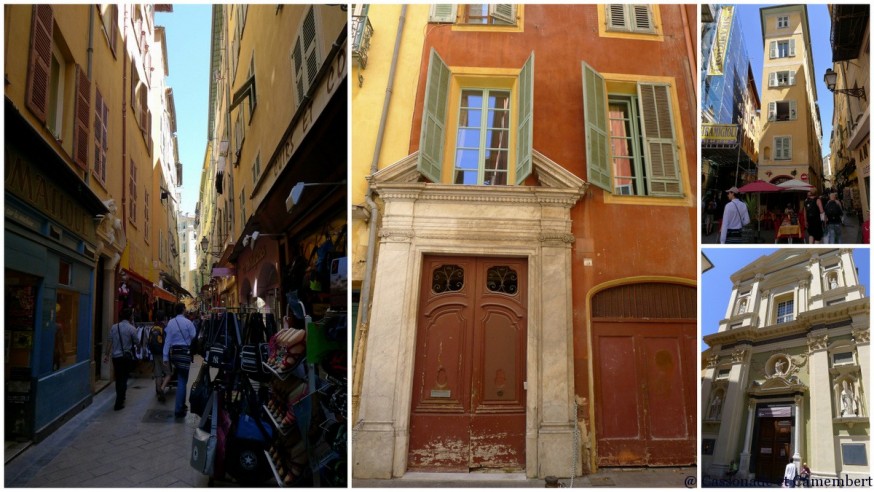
[701,5,761,195]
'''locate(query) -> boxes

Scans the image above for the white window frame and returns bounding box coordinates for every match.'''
[775,297,794,324]
[777,15,789,29]
[770,70,796,87]
[770,39,796,59]
[452,88,513,185]
[607,95,646,196]
[47,44,66,139]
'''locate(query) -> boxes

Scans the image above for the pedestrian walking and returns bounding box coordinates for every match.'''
[148,311,172,402]
[824,192,844,244]
[799,462,811,487]
[705,193,718,236]
[804,189,825,244]
[720,187,750,244]
[783,459,797,488]
[163,303,197,418]
[103,307,138,411]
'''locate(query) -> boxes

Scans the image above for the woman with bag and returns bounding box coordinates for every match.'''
[103,307,138,411]
[163,303,197,419]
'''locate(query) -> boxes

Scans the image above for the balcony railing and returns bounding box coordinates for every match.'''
[352,11,374,70]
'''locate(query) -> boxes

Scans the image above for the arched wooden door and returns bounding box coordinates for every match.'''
[592,282,696,466]
[408,256,527,471]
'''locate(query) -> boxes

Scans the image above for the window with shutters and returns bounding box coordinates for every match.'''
[291,6,320,107]
[603,3,656,34]
[768,100,796,122]
[252,152,261,183]
[769,70,795,87]
[770,39,795,59]
[45,43,67,140]
[462,4,517,25]
[583,63,687,201]
[93,88,108,185]
[240,187,247,227]
[774,136,792,160]
[129,160,138,227]
[98,5,119,57]
[144,189,150,244]
[416,48,534,185]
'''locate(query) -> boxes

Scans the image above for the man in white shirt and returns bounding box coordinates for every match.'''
[720,187,750,244]
[783,459,797,488]
[163,303,197,418]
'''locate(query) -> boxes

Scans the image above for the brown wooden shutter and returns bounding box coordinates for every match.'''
[26,5,54,123]
[73,65,91,169]
[93,89,103,178]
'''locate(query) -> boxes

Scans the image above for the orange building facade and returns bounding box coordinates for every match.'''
[352,4,698,479]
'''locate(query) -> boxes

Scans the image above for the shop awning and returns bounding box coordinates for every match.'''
[153,285,177,303]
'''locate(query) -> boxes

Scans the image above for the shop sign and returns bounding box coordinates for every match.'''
[4,148,95,242]
[757,406,792,417]
[264,38,347,182]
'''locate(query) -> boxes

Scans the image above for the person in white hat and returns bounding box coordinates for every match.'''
[720,187,750,244]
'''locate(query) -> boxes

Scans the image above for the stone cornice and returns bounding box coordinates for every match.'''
[704,297,870,348]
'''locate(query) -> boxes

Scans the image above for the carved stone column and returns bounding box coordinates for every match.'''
[701,354,720,417]
[739,398,757,478]
[793,395,803,465]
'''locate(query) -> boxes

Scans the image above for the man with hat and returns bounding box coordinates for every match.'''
[720,186,750,244]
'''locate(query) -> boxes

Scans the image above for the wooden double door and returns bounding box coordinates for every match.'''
[593,320,696,466]
[754,417,793,483]
[408,256,527,471]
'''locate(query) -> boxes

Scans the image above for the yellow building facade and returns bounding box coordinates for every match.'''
[827,5,870,225]
[4,4,180,441]
[757,5,824,189]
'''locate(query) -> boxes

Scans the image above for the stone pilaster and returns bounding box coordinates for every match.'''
[807,331,837,478]
[738,398,757,478]
[725,282,741,320]
[711,345,751,477]
[808,255,824,310]
[757,290,770,327]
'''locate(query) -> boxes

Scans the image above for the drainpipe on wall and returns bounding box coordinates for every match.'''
[85,5,94,186]
[679,4,697,103]
[352,4,407,424]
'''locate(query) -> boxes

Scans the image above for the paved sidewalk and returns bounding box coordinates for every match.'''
[352,467,698,488]
[5,359,211,487]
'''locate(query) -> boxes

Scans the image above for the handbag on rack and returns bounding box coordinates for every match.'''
[240,313,274,381]
[189,364,212,417]
[205,312,241,371]
[190,390,219,475]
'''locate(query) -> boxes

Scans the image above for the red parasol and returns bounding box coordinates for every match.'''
[737,180,783,193]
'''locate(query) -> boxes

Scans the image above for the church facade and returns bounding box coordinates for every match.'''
[702,249,869,483]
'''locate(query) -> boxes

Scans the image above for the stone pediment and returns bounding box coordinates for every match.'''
[368,149,589,195]
[730,249,843,283]
[748,375,807,396]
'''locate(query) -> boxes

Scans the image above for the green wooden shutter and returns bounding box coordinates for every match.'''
[417,48,450,183]
[582,61,611,192]
[515,52,534,184]
[786,137,792,159]
[769,41,776,58]
[637,83,681,196]
[429,5,457,23]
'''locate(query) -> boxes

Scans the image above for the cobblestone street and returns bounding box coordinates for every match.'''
[5,359,212,487]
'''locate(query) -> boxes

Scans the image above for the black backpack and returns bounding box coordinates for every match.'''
[825,200,842,223]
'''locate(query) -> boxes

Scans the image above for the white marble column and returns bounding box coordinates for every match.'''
[725,282,741,321]
[793,395,803,465]
[807,331,837,477]
[808,255,824,310]
[757,290,770,327]
[738,398,756,478]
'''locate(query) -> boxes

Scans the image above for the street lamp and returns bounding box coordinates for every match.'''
[200,237,223,258]
[824,68,866,100]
